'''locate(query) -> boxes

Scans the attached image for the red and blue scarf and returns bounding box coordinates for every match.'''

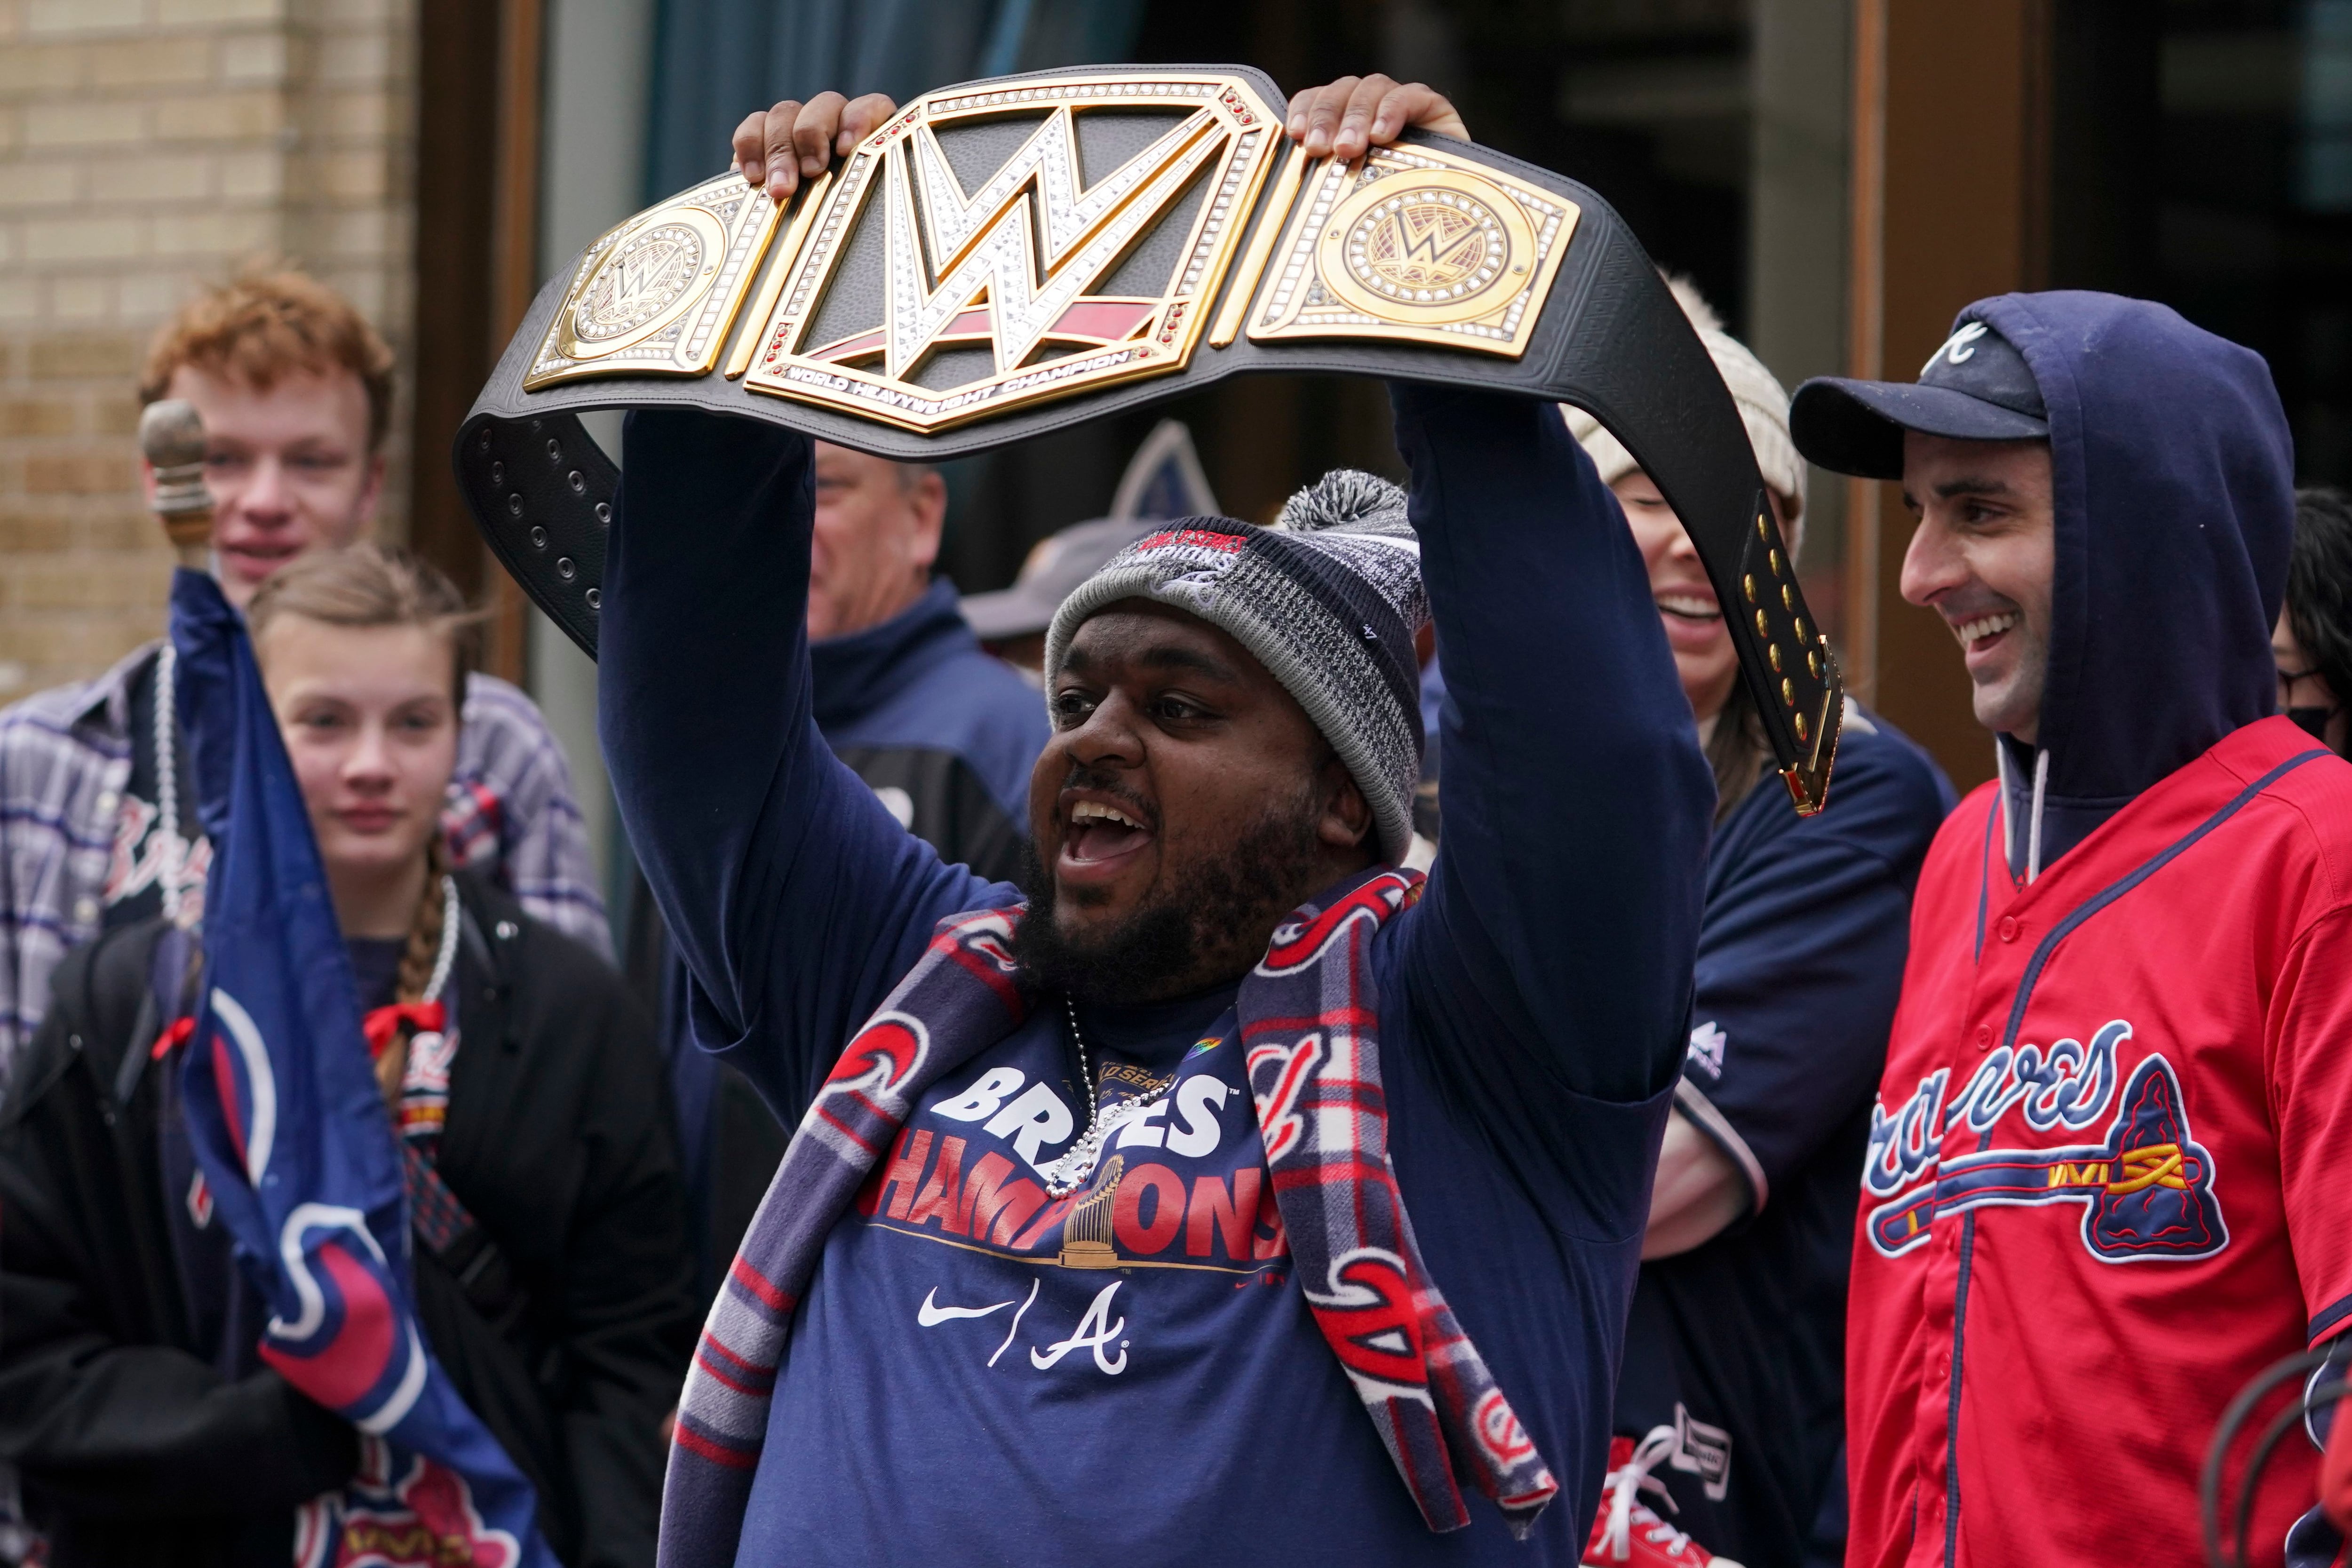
[659,868,1557,1565]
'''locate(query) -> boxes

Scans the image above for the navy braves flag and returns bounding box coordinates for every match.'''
[167,568,552,1568]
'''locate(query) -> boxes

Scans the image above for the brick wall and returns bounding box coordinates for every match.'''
[0,0,416,702]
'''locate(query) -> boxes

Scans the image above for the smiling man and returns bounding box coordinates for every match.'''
[599,78,1711,1568]
[0,270,607,1084]
[1791,294,2352,1566]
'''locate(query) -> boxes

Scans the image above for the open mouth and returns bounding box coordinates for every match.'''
[1950,610,2021,652]
[1063,796,1154,866]
[1655,591,1721,624]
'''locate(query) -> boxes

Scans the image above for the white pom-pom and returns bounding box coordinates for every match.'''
[1276,469,1411,538]
[1662,271,1726,337]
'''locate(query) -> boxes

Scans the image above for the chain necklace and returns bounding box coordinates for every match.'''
[1039,994,1175,1199]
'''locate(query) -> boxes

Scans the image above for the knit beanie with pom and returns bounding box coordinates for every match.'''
[1564,274,1811,557]
[1042,469,1427,864]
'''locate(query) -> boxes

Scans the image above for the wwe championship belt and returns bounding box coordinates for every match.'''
[457,64,1842,811]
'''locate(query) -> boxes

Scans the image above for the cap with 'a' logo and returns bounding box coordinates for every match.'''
[1788,313,2051,480]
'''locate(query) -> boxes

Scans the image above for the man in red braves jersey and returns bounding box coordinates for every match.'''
[1789,295,2352,1567]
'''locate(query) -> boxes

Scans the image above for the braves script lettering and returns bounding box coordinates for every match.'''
[1862,1021,2226,1264]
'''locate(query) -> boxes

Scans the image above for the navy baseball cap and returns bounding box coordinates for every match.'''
[1790,317,2051,481]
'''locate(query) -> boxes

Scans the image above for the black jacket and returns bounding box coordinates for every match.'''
[0,875,695,1568]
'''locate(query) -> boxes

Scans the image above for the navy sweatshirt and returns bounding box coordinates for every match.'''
[1974,291,2296,878]
[598,385,1713,1566]
[809,576,1047,886]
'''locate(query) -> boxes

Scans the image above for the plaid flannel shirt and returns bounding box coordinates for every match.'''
[0,640,611,1083]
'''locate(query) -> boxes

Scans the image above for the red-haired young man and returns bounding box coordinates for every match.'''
[0,270,609,1084]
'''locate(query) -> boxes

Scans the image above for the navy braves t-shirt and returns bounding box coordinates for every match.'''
[744,985,1418,1562]
[603,388,1713,1566]
[738,947,1674,1565]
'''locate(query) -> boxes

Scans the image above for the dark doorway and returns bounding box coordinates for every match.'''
[2051,0,2352,488]
[411,0,504,604]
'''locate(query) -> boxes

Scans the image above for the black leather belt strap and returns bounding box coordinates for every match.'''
[455,63,1840,811]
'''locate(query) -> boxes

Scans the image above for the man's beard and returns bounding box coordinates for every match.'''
[1011,783,1327,1005]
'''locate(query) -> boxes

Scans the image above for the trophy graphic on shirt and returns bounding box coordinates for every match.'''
[1059,1154,1124,1270]
[141,398,214,565]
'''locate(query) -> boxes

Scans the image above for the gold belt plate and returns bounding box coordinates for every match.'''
[1239,147,1578,356]
[519,71,1582,422]
[525,172,784,387]
[737,73,1282,431]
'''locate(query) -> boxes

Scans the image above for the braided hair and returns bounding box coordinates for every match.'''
[247,545,479,1095]
[395,835,453,1004]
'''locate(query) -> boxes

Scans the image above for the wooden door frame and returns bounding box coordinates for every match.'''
[409,0,543,686]
[1842,0,2051,792]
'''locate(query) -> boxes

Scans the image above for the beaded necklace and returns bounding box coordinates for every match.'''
[1037,994,1175,1199]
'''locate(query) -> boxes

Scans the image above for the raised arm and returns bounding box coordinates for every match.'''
[597,407,996,1119]
[1392,383,1714,1104]
[1275,74,1712,1105]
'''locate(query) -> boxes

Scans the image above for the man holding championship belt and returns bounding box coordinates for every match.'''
[602,79,1713,1567]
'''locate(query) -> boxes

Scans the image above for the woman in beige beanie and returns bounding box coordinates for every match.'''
[1563,278,1809,811]
[1568,281,1953,1568]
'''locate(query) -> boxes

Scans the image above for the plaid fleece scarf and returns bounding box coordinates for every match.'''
[659,869,1558,1566]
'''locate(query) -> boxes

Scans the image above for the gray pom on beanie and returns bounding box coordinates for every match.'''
[1277,469,1413,536]
[1042,470,1428,863]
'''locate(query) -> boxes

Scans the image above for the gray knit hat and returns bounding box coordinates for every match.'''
[1042,470,1428,864]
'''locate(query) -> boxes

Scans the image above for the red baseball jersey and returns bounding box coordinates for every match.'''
[1848,716,2352,1567]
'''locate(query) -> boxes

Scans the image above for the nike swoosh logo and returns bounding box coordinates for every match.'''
[918,1287,1017,1326]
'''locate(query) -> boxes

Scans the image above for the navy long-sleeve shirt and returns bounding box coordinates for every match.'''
[599,384,1712,1565]
[1614,706,1953,1562]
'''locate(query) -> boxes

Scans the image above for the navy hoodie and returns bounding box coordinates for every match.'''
[598,385,1712,1566]
[1965,292,2294,873]
[808,577,1047,885]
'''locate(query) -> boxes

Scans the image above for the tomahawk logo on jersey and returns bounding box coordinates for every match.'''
[1863,1020,2228,1263]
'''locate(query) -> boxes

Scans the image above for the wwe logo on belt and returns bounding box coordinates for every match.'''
[870,108,1220,379]
[739,74,1280,430]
